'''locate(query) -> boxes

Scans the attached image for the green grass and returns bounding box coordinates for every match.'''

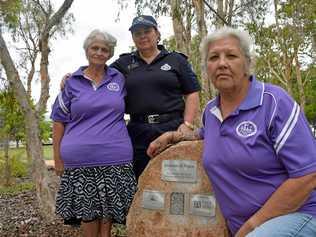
[43,145,53,160]
[0,145,53,161]
[0,145,53,194]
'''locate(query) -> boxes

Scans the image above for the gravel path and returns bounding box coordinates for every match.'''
[0,168,127,237]
[0,189,82,237]
[0,168,82,237]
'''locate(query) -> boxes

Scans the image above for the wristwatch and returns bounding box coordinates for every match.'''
[184,121,194,130]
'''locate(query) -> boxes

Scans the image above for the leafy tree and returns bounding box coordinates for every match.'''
[0,0,74,219]
[248,0,315,111]
[0,75,24,185]
[0,0,22,28]
[39,115,52,143]
[303,65,316,126]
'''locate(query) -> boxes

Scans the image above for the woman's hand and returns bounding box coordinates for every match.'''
[60,73,71,90]
[147,132,175,158]
[177,122,194,134]
[54,157,64,177]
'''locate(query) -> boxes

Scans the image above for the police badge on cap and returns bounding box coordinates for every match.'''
[129,15,158,32]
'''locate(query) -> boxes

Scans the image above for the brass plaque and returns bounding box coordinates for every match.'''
[161,160,197,183]
[142,190,165,210]
[190,194,216,217]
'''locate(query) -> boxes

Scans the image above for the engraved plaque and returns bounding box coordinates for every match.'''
[169,192,185,215]
[161,160,197,183]
[190,194,216,217]
[142,190,165,210]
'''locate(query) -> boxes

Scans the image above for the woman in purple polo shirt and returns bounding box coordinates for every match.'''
[147,27,316,237]
[51,29,136,237]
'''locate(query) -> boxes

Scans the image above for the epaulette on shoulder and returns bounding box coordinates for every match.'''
[118,52,132,58]
[172,51,188,59]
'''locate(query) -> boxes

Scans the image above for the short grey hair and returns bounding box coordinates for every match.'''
[200,27,254,75]
[83,29,117,59]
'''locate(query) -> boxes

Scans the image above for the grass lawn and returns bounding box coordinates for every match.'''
[0,145,53,162]
[43,145,53,160]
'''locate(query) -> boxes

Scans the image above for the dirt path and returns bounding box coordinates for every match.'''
[0,165,126,237]
[0,188,82,237]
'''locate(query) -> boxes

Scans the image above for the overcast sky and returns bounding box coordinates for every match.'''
[42,0,173,114]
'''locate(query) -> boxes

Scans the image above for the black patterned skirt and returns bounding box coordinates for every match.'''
[55,163,137,226]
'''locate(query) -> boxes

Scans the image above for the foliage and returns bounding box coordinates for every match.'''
[9,154,29,178]
[246,0,315,110]
[112,224,127,237]
[39,114,52,142]
[135,0,170,17]
[0,79,25,144]
[0,150,28,185]
[303,66,316,124]
[0,0,22,28]
[5,0,75,99]
[0,78,52,145]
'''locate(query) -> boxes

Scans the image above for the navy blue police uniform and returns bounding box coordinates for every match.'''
[110,45,200,179]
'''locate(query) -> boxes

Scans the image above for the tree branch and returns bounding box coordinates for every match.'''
[202,0,229,25]
[36,0,74,113]
[46,0,74,33]
[0,32,31,113]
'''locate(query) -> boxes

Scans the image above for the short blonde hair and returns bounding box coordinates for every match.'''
[200,27,254,75]
[83,29,117,59]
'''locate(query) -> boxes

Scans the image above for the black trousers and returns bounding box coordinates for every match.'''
[127,117,183,181]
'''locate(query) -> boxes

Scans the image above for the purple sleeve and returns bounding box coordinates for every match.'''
[50,84,71,123]
[270,88,316,178]
[198,106,207,139]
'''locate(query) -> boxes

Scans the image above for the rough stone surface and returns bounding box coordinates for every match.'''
[127,141,229,237]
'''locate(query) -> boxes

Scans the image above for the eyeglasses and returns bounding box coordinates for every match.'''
[132,28,154,38]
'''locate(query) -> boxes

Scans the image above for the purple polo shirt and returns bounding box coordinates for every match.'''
[50,66,133,168]
[200,76,316,235]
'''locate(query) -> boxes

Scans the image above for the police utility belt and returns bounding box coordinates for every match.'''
[130,111,182,124]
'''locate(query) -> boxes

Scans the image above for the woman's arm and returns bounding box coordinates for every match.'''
[178,92,200,133]
[235,172,316,237]
[52,121,65,176]
[147,129,201,158]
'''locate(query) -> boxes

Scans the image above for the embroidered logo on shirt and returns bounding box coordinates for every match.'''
[160,63,171,71]
[236,121,257,137]
[107,82,120,92]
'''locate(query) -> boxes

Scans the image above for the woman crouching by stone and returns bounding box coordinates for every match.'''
[147,27,316,237]
[50,29,137,237]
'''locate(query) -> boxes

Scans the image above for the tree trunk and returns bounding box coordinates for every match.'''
[193,0,217,107]
[226,0,234,26]
[294,54,305,111]
[1,32,55,220]
[170,0,191,56]
[37,35,50,113]
[0,0,74,221]
[26,110,56,219]
[4,135,11,187]
[284,59,293,96]
[25,139,32,162]
[216,0,225,28]
[26,60,36,98]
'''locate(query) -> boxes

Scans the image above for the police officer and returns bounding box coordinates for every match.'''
[111,15,200,180]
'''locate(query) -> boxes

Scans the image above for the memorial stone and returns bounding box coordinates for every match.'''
[127,141,229,237]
